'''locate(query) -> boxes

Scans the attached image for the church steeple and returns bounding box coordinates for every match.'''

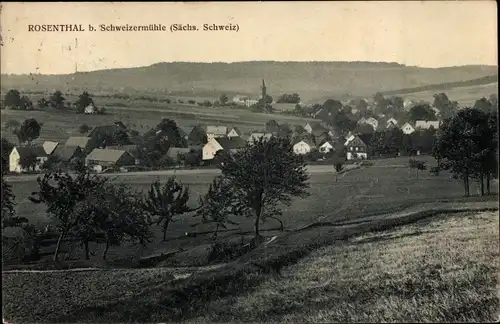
[261,79,267,99]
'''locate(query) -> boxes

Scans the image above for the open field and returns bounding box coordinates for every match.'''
[397,82,498,107]
[0,98,315,144]
[3,209,498,323]
[3,156,498,265]
[194,210,500,323]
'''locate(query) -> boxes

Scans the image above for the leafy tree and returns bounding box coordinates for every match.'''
[473,97,494,113]
[20,96,34,110]
[216,136,310,243]
[433,108,489,196]
[195,176,243,240]
[184,149,202,167]
[78,124,91,134]
[219,94,229,105]
[409,159,427,179]
[14,118,42,145]
[4,89,22,108]
[409,103,437,121]
[41,155,63,171]
[1,169,16,227]
[75,91,95,113]
[433,93,458,119]
[29,166,110,261]
[19,152,38,172]
[49,90,66,109]
[277,93,301,104]
[389,96,405,112]
[142,178,198,241]
[265,120,280,133]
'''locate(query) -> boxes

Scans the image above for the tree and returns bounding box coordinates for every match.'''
[20,96,34,110]
[473,97,494,113]
[14,118,42,145]
[29,166,110,261]
[433,93,458,119]
[1,169,16,227]
[37,98,49,110]
[19,152,38,172]
[41,155,63,171]
[408,159,427,179]
[142,178,198,241]
[277,93,301,104]
[4,89,22,108]
[195,176,243,241]
[75,91,94,113]
[49,90,66,109]
[78,124,91,134]
[409,103,437,121]
[216,136,310,244]
[433,108,489,196]
[265,120,280,134]
[219,94,229,105]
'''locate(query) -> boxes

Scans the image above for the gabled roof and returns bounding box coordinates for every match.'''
[106,145,140,158]
[214,137,247,150]
[227,127,242,135]
[43,141,59,155]
[345,135,367,147]
[88,123,126,138]
[65,136,91,148]
[52,146,82,161]
[178,126,195,137]
[14,146,47,158]
[415,120,440,129]
[85,149,130,163]
[293,138,314,147]
[206,126,228,135]
[165,147,192,159]
[319,140,334,148]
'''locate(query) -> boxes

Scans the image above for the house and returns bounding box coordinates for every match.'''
[232,95,250,105]
[106,145,140,164]
[206,126,228,141]
[293,138,314,155]
[9,146,48,173]
[415,120,441,130]
[188,124,209,145]
[272,103,298,112]
[401,122,416,135]
[226,127,242,138]
[357,117,379,131]
[344,135,368,160]
[202,137,246,161]
[247,132,273,144]
[85,148,135,171]
[42,141,59,155]
[51,146,84,163]
[318,140,334,154]
[84,104,96,114]
[65,136,91,150]
[178,126,195,141]
[245,99,259,107]
[386,117,398,126]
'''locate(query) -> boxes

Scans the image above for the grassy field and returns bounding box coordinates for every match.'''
[3,210,498,323]
[0,96,315,144]
[194,210,500,323]
[4,156,498,265]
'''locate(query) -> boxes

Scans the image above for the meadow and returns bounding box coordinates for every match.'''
[4,156,497,265]
[195,210,499,323]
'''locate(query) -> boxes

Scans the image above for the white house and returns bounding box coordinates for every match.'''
[202,137,247,161]
[318,141,334,153]
[9,146,48,173]
[226,127,242,138]
[232,95,250,105]
[415,120,441,130]
[401,122,416,135]
[293,139,314,155]
[344,135,368,160]
[206,126,228,141]
[244,99,259,107]
[84,104,96,114]
[358,117,379,131]
[42,141,59,155]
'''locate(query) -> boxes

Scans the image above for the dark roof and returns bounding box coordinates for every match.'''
[85,149,130,163]
[65,137,91,148]
[106,145,139,158]
[165,147,192,159]
[52,146,82,161]
[347,135,368,148]
[215,137,247,149]
[89,123,126,138]
[15,146,47,158]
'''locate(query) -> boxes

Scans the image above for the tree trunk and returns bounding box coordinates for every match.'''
[254,202,262,239]
[487,172,491,195]
[102,238,109,260]
[463,173,470,197]
[480,171,485,196]
[84,239,90,260]
[162,219,169,241]
[53,232,65,262]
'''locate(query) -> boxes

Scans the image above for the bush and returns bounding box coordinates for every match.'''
[360,161,373,167]
[188,100,196,105]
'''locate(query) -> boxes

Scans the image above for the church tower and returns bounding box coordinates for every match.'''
[261,79,267,99]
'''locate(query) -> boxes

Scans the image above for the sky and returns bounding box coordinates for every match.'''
[0,1,497,75]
